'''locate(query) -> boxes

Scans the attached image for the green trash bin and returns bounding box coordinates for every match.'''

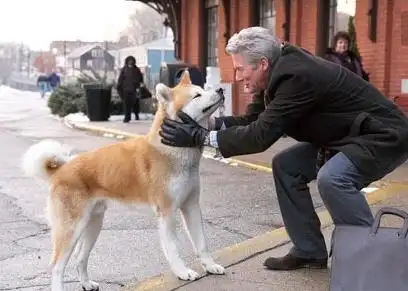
[84,84,112,121]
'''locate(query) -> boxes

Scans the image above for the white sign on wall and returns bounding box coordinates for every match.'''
[401,79,408,94]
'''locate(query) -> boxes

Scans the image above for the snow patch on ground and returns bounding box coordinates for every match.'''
[202,151,238,166]
[63,112,154,125]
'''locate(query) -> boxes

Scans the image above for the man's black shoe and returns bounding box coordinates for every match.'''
[263,253,327,270]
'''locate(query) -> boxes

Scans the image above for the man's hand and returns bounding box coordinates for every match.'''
[159,111,210,147]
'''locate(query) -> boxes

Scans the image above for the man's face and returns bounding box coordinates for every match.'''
[231,53,269,94]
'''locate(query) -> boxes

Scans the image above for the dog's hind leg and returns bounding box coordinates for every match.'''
[158,213,200,281]
[75,201,106,291]
[48,195,93,291]
[180,190,225,275]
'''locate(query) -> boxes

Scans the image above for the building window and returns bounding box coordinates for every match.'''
[328,0,337,47]
[206,0,218,67]
[91,48,104,58]
[74,59,80,69]
[259,0,276,35]
[94,59,105,71]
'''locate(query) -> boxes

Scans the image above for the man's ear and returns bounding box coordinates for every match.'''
[155,83,172,105]
[259,57,270,72]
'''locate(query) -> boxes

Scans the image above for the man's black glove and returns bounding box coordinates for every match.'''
[159,111,210,147]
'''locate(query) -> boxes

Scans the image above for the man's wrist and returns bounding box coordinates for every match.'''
[208,131,219,148]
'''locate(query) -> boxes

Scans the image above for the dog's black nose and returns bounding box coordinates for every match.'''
[216,88,225,101]
[216,88,224,96]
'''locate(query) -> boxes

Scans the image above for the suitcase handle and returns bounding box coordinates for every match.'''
[370,207,408,238]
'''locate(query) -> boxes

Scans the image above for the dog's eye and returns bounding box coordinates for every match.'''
[193,93,201,99]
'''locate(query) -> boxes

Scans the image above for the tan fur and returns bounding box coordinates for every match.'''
[46,73,193,265]
[47,136,174,264]
[23,70,226,290]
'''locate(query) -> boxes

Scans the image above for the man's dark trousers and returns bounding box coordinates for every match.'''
[271,142,405,259]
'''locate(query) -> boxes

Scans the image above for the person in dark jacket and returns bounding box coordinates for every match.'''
[159,27,408,271]
[37,74,49,98]
[47,72,60,92]
[116,56,144,122]
[324,31,369,81]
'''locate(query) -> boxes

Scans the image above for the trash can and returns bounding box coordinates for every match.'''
[84,84,112,121]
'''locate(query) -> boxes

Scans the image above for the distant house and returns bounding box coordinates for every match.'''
[111,37,176,88]
[67,44,115,73]
[114,38,176,72]
[33,52,56,74]
[49,38,130,56]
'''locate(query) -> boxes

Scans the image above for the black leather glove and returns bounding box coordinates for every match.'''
[159,111,210,147]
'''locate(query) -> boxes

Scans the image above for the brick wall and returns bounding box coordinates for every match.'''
[180,0,203,66]
[291,0,320,52]
[179,0,408,115]
[355,0,408,112]
[389,0,408,113]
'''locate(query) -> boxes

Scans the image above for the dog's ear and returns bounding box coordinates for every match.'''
[178,69,191,85]
[155,83,172,105]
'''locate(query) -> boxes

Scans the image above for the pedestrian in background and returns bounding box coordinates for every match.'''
[324,31,369,81]
[116,56,144,122]
[37,74,49,98]
[47,72,61,92]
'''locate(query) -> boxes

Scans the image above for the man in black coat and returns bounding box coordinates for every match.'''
[159,27,408,270]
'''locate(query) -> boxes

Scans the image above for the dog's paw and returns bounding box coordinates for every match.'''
[205,263,225,275]
[176,268,200,281]
[81,280,99,291]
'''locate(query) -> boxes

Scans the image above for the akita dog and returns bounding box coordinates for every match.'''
[21,70,226,291]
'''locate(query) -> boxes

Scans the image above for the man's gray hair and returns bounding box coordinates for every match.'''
[225,27,283,67]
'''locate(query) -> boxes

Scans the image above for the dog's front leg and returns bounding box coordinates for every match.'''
[158,214,200,281]
[180,191,225,275]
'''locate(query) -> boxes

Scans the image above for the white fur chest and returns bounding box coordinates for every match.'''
[163,147,203,208]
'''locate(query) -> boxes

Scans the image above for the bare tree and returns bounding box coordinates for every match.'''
[0,42,21,82]
[121,4,164,45]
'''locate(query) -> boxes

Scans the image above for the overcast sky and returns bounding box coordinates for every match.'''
[0,0,142,50]
[0,0,355,51]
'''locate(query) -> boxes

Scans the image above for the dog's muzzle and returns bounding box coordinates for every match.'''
[202,88,225,114]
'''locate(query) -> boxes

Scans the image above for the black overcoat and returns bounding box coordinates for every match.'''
[216,44,408,177]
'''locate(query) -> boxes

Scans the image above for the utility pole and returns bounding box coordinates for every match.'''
[104,40,108,79]
[63,41,67,76]
[18,44,23,72]
[26,49,31,76]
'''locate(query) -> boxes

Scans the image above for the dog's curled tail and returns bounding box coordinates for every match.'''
[22,139,73,181]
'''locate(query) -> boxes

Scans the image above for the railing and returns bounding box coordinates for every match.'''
[7,72,38,91]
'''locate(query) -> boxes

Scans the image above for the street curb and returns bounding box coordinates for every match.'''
[68,121,140,139]
[124,181,408,291]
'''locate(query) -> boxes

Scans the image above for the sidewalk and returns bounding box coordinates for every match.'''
[64,117,408,291]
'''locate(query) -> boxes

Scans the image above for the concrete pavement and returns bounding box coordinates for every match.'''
[2,87,306,290]
[64,116,408,291]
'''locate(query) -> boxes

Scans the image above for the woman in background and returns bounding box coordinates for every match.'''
[324,31,369,81]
